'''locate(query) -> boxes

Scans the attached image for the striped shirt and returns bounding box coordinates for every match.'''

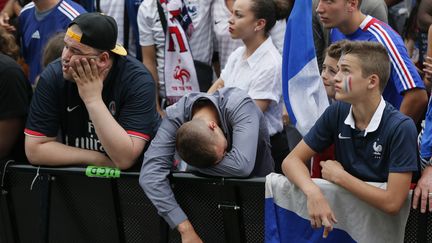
[19,0,86,84]
[330,15,424,109]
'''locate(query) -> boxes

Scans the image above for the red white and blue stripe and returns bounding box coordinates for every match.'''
[58,1,81,21]
[265,173,411,243]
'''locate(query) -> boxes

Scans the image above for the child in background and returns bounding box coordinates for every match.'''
[312,40,346,178]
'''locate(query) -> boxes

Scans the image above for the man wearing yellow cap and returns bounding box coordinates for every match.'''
[25,12,161,170]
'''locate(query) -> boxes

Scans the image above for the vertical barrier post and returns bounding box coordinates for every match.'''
[110,179,126,243]
[0,160,19,243]
[38,173,52,243]
[216,182,245,243]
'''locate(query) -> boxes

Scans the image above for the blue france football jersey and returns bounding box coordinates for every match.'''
[19,0,86,84]
[330,16,424,109]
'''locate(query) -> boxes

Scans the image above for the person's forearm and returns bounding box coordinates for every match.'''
[196,104,259,177]
[139,120,188,228]
[142,46,164,115]
[0,0,15,17]
[333,171,411,215]
[143,60,158,84]
[85,100,141,169]
[282,154,321,197]
[207,79,224,94]
[178,220,202,242]
[399,89,428,124]
[254,99,271,112]
[26,140,114,167]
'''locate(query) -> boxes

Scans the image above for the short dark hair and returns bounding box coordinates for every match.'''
[326,40,348,60]
[250,0,293,34]
[176,119,219,168]
[341,41,390,92]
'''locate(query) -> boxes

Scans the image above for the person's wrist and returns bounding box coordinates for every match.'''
[422,164,432,175]
[303,183,321,198]
[84,97,104,110]
[177,220,194,235]
[332,169,347,185]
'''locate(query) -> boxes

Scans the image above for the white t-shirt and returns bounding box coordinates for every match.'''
[220,37,283,136]
[212,0,286,69]
[99,0,138,57]
[138,0,214,98]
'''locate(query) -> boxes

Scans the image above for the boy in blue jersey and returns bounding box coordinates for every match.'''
[18,0,86,85]
[316,0,427,124]
[282,41,418,236]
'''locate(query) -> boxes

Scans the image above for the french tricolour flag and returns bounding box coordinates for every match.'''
[265,173,411,243]
[282,0,328,136]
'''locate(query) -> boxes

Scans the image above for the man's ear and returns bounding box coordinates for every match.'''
[97,51,110,68]
[346,0,358,12]
[208,121,217,130]
[367,74,380,90]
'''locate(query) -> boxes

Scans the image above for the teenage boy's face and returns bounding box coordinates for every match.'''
[334,54,368,102]
[316,0,351,29]
[321,55,338,99]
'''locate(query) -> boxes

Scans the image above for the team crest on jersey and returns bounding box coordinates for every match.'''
[109,101,116,116]
[186,0,198,18]
[372,139,382,159]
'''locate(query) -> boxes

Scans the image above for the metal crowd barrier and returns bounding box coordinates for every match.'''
[0,162,429,243]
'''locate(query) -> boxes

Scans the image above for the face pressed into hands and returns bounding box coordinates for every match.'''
[61,34,102,81]
[209,121,228,164]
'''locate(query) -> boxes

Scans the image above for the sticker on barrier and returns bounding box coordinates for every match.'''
[85,166,121,178]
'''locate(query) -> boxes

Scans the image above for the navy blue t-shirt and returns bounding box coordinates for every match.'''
[304,101,418,182]
[26,55,160,154]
